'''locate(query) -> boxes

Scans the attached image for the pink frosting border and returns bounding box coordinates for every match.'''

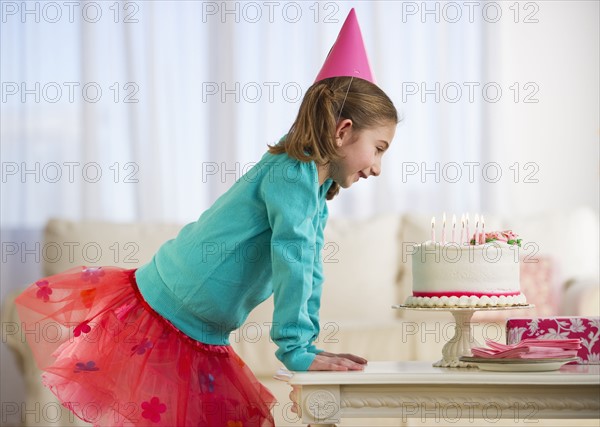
[413,291,521,298]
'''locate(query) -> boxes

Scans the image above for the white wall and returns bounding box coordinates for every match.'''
[483,1,599,217]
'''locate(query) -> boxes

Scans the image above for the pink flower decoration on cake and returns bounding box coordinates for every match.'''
[81,267,105,283]
[141,397,167,423]
[35,280,52,302]
[479,230,522,246]
[486,231,507,242]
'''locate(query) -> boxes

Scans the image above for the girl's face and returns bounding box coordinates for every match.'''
[329,120,396,188]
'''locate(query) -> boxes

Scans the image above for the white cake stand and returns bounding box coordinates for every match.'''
[392,304,535,368]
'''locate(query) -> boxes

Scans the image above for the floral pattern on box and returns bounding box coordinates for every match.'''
[507,317,600,364]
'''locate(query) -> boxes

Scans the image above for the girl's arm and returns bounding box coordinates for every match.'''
[305,201,328,355]
[261,159,323,371]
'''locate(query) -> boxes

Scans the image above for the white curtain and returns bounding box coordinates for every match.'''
[1,0,485,230]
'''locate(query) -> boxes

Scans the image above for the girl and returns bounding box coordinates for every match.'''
[15,10,398,427]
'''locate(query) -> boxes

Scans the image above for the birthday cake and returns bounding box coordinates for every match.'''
[405,229,528,308]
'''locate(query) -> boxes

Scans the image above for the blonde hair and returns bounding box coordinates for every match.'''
[269,77,398,199]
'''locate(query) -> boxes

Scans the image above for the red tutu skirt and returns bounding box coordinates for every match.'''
[14,266,276,427]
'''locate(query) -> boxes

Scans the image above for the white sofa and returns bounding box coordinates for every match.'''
[3,208,599,426]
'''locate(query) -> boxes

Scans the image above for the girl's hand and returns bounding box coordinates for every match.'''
[308,351,368,371]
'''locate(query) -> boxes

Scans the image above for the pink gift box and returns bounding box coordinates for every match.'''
[506,317,600,364]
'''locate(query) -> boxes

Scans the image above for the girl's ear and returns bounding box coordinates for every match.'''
[335,119,353,145]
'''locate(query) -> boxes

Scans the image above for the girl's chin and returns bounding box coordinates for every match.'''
[332,175,358,189]
[339,178,356,189]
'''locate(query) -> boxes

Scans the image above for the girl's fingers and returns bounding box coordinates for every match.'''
[308,354,365,371]
[309,361,347,371]
[321,352,368,364]
[338,353,368,364]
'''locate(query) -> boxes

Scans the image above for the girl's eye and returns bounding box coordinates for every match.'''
[376,147,384,153]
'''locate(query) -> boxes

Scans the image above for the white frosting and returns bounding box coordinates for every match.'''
[405,241,526,307]
[404,293,527,308]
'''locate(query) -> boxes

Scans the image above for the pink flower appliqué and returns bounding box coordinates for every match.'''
[159,327,171,340]
[35,280,52,302]
[81,267,105,284]
[141,397,167,423]
[114,301,137,321]
[131,338,153,355]
[73,321,91,337]
[198,372,215,393]
[74,361,99,373]
[80,288,96,308]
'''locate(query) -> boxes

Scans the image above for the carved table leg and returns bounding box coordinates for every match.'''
[290,385,341,426]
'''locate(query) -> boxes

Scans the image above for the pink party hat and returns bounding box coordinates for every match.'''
[314,8,375,83]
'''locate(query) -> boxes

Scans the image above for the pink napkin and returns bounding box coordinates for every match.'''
[471,339,581,359]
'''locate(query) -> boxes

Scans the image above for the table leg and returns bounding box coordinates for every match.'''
[290,385,341,425]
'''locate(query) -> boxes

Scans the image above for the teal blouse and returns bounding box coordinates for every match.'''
[135,149,332,371]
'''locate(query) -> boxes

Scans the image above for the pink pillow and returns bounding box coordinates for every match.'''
[519,255,561,317]
[476,255,561,323]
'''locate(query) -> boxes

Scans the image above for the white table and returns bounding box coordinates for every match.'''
[279,361,600,426]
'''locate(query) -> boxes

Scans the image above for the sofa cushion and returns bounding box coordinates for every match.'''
[319,213,402,322]
[42,219,183,276]
[507,207,599,282]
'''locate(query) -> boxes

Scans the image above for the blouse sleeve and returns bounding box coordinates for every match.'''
[260,158,320,371]
[306,201,328,354]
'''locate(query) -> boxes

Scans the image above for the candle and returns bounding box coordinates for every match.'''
[442,212,446,244]
[480,215,485,244]
[465,212,470,245]
[460,214,465,245]
[431,216,436,243]
[474,214,480,245]
[451,214,456,243]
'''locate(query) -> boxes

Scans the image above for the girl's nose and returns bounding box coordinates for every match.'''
[371,161,381,177]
